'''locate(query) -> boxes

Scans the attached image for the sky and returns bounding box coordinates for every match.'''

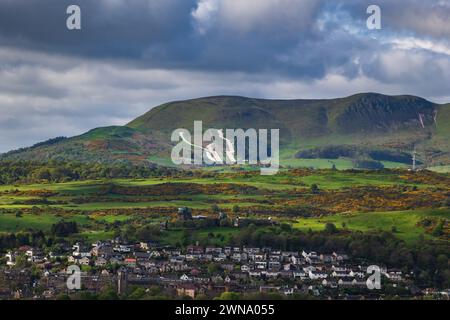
[0,0,449,153]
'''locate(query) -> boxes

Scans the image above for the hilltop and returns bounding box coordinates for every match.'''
[2,93,449,169]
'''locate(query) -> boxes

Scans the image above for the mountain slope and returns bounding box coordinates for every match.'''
[2,93,449,167]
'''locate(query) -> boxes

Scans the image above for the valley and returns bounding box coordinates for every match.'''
[0,93,449,300]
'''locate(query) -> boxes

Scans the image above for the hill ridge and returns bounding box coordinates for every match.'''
[2,93,449,168]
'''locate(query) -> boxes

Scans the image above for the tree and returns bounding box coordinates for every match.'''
[324,223,337,234]
[136,225,160,242]
[56,294,71,300]
[51,221,78,237]
[207,263,222,274]
[14,255,28,268]
[216,292,242,300]
[431,220,444,237]
[436,254,448,270]
[121,225,137,242]
[98,288,119,300]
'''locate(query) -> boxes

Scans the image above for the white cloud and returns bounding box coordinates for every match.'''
[390,37,450,57]
[191,0,221,34]
[191,0,321,35]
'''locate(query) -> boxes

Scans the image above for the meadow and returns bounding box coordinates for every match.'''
[0,169,448,244]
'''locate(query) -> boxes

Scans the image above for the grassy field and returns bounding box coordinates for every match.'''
[429,165,450,173]
[0,169,448,243]
[0,212,91,233]
[293,208,449,242]
[161,227,240,246]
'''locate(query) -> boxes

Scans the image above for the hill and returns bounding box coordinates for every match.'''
[2,93,449,169]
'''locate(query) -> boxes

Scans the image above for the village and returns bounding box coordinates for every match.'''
[3,237,443,300]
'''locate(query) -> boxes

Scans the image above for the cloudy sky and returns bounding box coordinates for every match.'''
[0,0,449,152]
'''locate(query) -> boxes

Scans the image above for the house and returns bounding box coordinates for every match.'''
[282,287,294,295]
[305,256,321,264]
[386,270,402,281]
[266,271,280,278]
[114,245,132,253]
[290,256,299,265]
[283,263,296,271]
[91,243,113,257]
[259,286,280,293]
[95,257,108,267]
[149,250,161,258]
[308,270,327,280]
[322,279,338,288]
[109,256,122,265]
[79,256,90,266]
[190,268,201,276]
[241,265,251,272]
[349,270,365,278]
[231,253,242,262]
[331,265,349,272]
[213,254,226,262]
[180,274,191,281]
[101,269,110,276]
[72,243,91,257]
[268,261,281,270]
[211,275,224,283]
[302,251,317,258]
[134,252,151,260]
[124,258,137,268]
[186,246,203,255]
[67,256,80,264]
[249,271,261,277]
[139,242,151,251]
[176,283,197,299]
[332,271,349,278]
[319,254,333,263]
[243,247,259,254]
[293,271,307,279]
[332,252,349,261]
[280,271,293,278]
[338,278,366,287]
[25,248,44,261]
[205,247,222,254]
[5,252,16,266]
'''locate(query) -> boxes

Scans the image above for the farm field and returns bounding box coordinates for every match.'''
[293,208,450,242]
[0,168,448,244]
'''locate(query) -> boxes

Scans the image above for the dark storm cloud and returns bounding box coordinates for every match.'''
[340,0,450,39]
[0,0,448,75]
[0,0,341,77]
[0,0,450,152]
[0,0,197,58]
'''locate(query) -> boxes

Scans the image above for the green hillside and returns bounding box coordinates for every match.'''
[2,93,449,169]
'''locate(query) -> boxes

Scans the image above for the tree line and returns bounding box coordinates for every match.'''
[0,160,179,185]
